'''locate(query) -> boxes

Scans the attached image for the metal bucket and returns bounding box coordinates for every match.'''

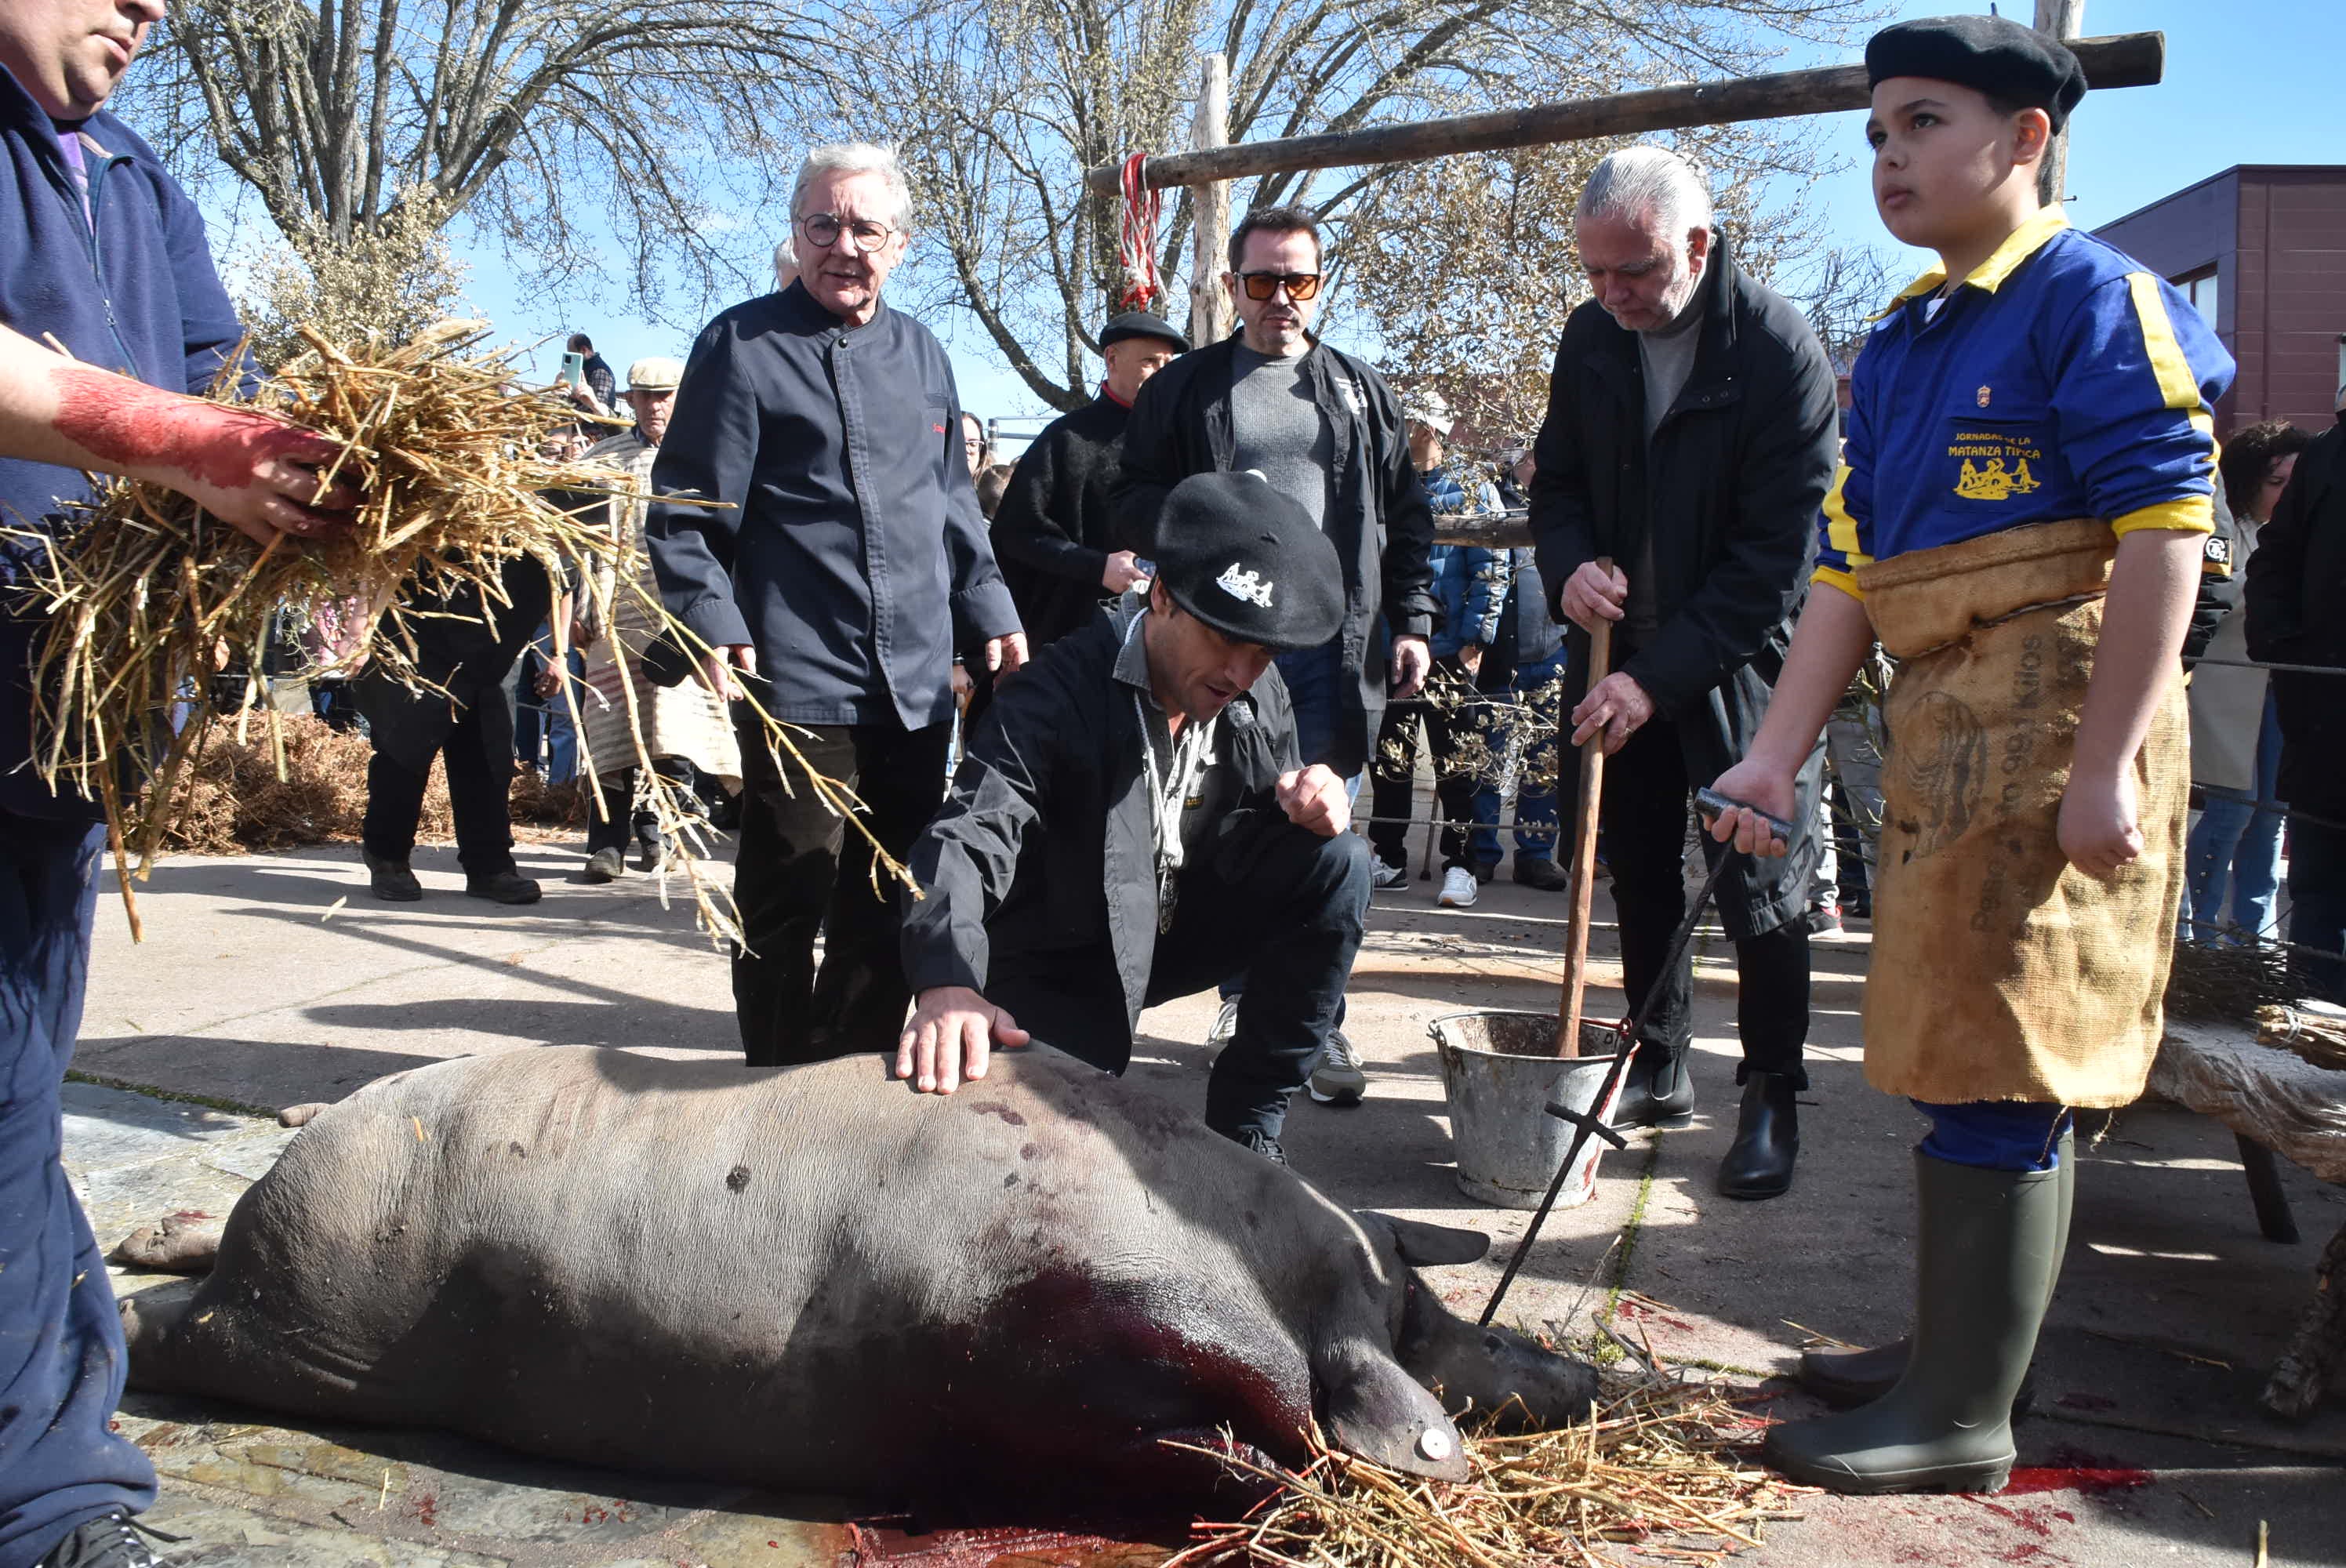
[1432,1011,1629,1210]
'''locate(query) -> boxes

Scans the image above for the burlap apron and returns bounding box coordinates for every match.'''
[1857,517,2185,1109]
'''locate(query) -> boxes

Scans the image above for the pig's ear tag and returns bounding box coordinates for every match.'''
[1320,1340,1470,1482]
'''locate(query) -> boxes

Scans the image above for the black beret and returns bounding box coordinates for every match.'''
[1099,310,1189,354]
[1866,15,2087,131]
[1153,472,1344,652]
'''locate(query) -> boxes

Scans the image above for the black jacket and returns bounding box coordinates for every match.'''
[2181,472,2242,667]
[902,607,1299,1072]
[645,281,1019,730]
[991,390,1129,648]
[2246,412,2346,818]
[1527,231,1836,935]
[1111,334,1438,776]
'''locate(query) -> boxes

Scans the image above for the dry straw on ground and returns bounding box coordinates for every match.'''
[159,713,583,855]
[1173,1378,1807,1568]
[8,325,894,939]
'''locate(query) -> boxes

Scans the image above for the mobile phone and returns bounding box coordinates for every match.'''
[560,350,586,388]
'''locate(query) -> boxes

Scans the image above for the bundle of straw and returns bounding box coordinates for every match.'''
[5,324,893,940]
[1175,1381,1807,1568]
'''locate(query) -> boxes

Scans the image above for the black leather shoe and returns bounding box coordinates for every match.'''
[1609,1047,1695,1129]
[1716,1071,1799,1200]
[465,869,543,905]
[1513,855,1571,891]
[41,1509,161,1567]
[361,849,422,902]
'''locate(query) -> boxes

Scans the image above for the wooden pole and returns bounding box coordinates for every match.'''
[1086,32,2160,196]
[1189,53,1232,349]
[2035,1,2086,206]
[1556,559,1613,1058]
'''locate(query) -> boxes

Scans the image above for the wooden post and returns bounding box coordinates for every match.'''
[1189,53,1232,349]
[1084,32,2160,196]
[1556,559,1613,1058]
[2035,0,2086,205]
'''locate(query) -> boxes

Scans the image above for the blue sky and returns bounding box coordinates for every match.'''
[265,0,2344,423]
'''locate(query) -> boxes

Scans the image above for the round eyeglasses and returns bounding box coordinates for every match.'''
[797,212,898,253]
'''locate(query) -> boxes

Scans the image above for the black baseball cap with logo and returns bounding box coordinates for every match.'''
[1153,472,1345,652]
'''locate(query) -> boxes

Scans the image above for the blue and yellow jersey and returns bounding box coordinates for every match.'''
[1814,209,2235,599]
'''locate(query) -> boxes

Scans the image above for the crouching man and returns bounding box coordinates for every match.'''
[896,472,1369,1163]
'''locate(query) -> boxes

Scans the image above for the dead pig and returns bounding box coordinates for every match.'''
[120,1046,1598,1502]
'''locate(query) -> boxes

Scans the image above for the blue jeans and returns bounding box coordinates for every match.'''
[1914,1098,2071,1172]
[0,816,157,1568]
[2184,691,2284,942]
[1471,648,1565,866]
[1223,641,1359,1007]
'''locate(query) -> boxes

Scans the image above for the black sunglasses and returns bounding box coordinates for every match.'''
[1237,270,1323,302]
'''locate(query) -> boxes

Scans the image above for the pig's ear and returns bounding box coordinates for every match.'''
[1318,1339,1472,1482]
[1360,1210,1491,1267]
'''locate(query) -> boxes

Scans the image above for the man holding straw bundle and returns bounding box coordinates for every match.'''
[0,5,358,1564]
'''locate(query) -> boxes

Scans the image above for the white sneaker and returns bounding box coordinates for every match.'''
[1207,998,1241,1045]
[1438,866,1478,908]
[1308,1028,1368,1105]
[1371,858,1407,891]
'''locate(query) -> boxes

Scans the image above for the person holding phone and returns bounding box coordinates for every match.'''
[564,332,615,417]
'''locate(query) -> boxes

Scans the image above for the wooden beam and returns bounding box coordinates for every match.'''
[1085,31,2161,195]
[2035,0,2086,205]
[1189,53,1233,347]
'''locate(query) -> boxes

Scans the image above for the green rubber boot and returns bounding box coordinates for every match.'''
[1764,1149,2064,1494]
[1796,1129,2073,1411]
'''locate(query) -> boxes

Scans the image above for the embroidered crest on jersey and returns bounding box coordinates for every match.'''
[1954,458,2043,501]
[1977,385,1992,408]
[1948,425,2046,502]
[1217,563,1275,608]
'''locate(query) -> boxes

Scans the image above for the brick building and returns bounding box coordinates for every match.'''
[2094,165,2346,437]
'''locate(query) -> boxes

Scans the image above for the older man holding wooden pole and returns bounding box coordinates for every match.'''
[1528,146,1836,1200]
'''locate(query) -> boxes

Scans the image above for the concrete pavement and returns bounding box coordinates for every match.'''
[68,834,2346,1566]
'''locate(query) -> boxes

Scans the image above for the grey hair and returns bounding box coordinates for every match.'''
[1574,146,1713,239]
[790,142,914,231]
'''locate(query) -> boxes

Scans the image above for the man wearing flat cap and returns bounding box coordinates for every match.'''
[897,472,1368,1162]
[992,310,1189,648]
[572,355,743,880]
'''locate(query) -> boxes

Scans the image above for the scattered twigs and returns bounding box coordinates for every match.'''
[1174,1378,1809,1568]
[5,325,911,942]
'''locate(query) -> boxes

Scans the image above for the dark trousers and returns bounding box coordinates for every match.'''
[1367,664,1480,871]
[2286,812,2346,1004]
[992,824,1371,1140]
[361,722,517,878]
[733,719,950,1066]
[1603,716,1810,1087]
[586,758,696,856]
[0,815,157,1567]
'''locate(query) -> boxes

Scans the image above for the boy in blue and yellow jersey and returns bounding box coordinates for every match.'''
[1705,16,2234,1496]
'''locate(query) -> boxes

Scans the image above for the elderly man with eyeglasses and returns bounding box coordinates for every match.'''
[647,142,1026,1069]
[1114,202,1438,1109]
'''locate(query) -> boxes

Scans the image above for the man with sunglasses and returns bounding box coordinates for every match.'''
[648,141,1026,1069]
[1115,203,1438,1109]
